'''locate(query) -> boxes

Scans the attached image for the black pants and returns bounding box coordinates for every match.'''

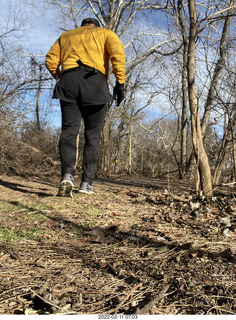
[59,100,107,185]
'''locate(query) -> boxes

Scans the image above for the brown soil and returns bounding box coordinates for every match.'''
[0,174,235,315]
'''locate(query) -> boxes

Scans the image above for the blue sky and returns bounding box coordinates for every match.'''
[0,0,57,54]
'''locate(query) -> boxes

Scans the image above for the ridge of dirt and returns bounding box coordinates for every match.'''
[0,174,235,315]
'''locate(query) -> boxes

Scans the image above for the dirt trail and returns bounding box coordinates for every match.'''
[0,174,235,315]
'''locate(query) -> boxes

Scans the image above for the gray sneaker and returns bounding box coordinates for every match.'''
[57,173,74,198]
[79,181,94,194]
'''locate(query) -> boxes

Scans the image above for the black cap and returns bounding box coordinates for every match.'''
[81,18,100,27]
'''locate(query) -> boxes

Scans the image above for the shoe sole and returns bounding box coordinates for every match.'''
[79,189,94,194]
[57,181,74,198]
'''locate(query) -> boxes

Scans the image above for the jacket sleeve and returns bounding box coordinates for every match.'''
[45,38,61,79]
[106,31,126,84]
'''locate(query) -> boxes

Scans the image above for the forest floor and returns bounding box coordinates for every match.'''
[0,173,235,315]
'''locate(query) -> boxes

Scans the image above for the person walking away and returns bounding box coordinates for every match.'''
[45,18,126,197]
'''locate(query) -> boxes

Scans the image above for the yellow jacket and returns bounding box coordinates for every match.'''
[46,26,126,84]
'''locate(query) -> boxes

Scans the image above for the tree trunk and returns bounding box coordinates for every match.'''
[213,123,231,185]
[213,106,236,184]
[201,0,234,137]
[228,107,236,182]
[187,0,213,196]
[128,117,132,174]
[35,64,42,131]
[178,0,188,178]
[233,141,236,182]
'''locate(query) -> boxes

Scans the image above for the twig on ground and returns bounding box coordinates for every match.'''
[135,284,170,315]
[114,282,142,314]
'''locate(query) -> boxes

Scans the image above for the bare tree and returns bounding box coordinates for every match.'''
[0,7,30,125]
[176,0,189,178]
[201,0,235,136]
[0,2,57,174]
[187,0,213,195]
[169,0,235,192]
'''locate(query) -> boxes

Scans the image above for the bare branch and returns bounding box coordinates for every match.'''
[126,39,183,73]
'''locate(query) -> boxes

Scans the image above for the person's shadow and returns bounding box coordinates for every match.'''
[0,179,52,197]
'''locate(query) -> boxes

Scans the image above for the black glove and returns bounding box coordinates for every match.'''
[113,81,125,106]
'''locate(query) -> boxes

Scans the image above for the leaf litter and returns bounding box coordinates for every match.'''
[0,174,235,315]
